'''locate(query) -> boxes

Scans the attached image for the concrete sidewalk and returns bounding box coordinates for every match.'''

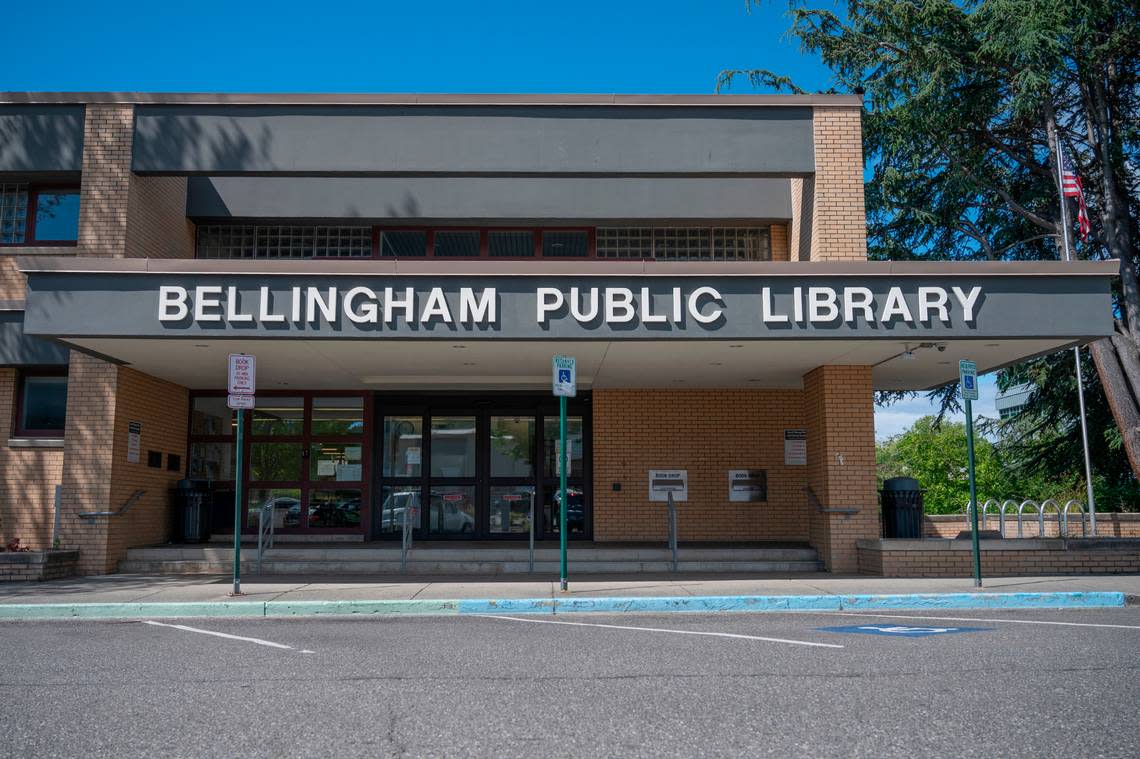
[2,572,1138,606]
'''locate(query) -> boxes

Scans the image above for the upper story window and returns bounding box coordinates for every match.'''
[196,225,372,259]
[0,183,81,246]
[195,224,771,261]
[15,371,68,437]
[597,227,770,261]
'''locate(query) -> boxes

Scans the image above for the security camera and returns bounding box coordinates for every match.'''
[937,344,947,353]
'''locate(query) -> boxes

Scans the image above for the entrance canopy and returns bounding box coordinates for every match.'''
[18,258,1117,391]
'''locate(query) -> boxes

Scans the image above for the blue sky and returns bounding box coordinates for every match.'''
[6,0,962,437]
[4,1,838,94]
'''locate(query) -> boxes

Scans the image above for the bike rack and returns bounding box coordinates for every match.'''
[966,497,1086,538]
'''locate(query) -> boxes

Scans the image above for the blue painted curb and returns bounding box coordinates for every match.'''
[0,590,1124,621]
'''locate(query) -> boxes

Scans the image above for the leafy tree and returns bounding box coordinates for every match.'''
[876,416,1039,513]
[720,0,1140,490]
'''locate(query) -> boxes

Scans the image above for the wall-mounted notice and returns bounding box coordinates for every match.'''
[784,429,807,466]
[728,470,767,502]
[127,421,142,464]
[649,470,688,502]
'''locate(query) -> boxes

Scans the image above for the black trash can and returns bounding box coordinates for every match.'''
[172,479,212,544]
[879,477,925,539]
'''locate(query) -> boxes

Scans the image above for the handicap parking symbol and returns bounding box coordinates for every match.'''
[558,369,572,383]
[818,624,991,638]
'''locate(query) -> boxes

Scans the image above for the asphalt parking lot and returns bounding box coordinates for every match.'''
[3,607,1139,758]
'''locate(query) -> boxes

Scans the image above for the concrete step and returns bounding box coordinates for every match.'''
[118,558,825,575]
[124,546,820,563]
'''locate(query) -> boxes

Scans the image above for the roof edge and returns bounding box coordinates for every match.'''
[0,92,865,108]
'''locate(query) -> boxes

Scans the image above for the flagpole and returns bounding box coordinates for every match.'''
[1052,129,1098,533]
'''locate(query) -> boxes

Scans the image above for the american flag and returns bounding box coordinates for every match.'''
[1059,144,1091,241]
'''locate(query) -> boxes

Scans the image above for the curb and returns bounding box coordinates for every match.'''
[0,591,1125,621]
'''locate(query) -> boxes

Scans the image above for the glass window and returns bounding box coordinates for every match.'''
[379,485,421,534]
[248,488,301,529]
[311,397,364,436]
[252,397,304,436]
[490,416,535,477]
[308,489,362,529]
[380,230,427,257]
[189,442,234,480]
[196,225,371,259]
[430,416,476,477]
[310,443,364,482]
[433,230,480,257]
[191,397,233,436]
[596,228,653,259]
[0,184,28,244]
[489,231,534,257]
[428,485,476,535]
[543,417,584,478]
[33,191,80,241]
[490,485,535,535]
[383,416,423,477]
[655,228,711,260]
[19,375,68,434]
[543,485,586,536]
[250,442,302,481]
[542,231,588,258]
[712,228,770,261]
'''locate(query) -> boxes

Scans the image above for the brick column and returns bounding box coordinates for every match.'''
[807,106,867,262]
[76,104,134,258]
[802,365,878,572]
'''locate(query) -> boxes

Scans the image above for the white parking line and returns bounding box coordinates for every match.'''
[810,611,1140,630]
[478,615,844,649]
[141,620,315,652]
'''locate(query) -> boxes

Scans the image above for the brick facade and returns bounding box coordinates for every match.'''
[807,106,867,261]
[858,538,1140,577]
[803,366,878,571]
[58,357,189,575]
[0,368,65,550]
[770,223,790,262]
[592,389,809,542]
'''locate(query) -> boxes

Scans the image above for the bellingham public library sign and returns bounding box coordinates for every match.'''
[20,269,1113,341]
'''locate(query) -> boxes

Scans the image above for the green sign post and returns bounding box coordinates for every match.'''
[552,355,576,592]
[959,359,982,587]
[227,354,256,596]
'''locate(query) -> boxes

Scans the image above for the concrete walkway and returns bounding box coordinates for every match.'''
[2,572,1138,606]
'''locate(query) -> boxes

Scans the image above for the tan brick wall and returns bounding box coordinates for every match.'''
[0,369,65,551]
[592,389,809,542]
[105,367,188,568]
[77,105,134,258]
[125,175,195,259]
[58,353,116,573]
[0,258,27,302]
[770,223,790,262]
[808,106,867,261]
[57,356,189,575]
[803,365,878,571]
[859,542,1140,577]
[788,177,813,262]
[924,513,1140,539]
[76,104,194,260]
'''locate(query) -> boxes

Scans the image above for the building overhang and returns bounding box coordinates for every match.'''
[17,258,1117,391]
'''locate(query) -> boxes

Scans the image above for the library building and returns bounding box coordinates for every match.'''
[0,92,1116,577]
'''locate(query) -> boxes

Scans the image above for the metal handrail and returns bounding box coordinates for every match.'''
[256,502,275,573]
[400,506,417,574]
[528,491,535,574]
[666,491,678,572]
[78,489,146,522]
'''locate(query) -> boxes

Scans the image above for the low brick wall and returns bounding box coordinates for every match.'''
[0,550,80,582]
[857,538,1140,577]
[924,512,1140,539]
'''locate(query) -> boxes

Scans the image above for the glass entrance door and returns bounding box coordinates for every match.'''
[375,397,590,540]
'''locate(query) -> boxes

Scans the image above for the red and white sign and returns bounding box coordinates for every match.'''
[228,353,256,395]
[227,394,255,410]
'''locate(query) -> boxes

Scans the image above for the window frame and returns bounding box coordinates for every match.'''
[0,184,81,248]
[14,369,69,438]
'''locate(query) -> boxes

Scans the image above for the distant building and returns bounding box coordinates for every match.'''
[995,383,1033,419]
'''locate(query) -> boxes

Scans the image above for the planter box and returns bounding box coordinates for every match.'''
[0,550,79,582]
